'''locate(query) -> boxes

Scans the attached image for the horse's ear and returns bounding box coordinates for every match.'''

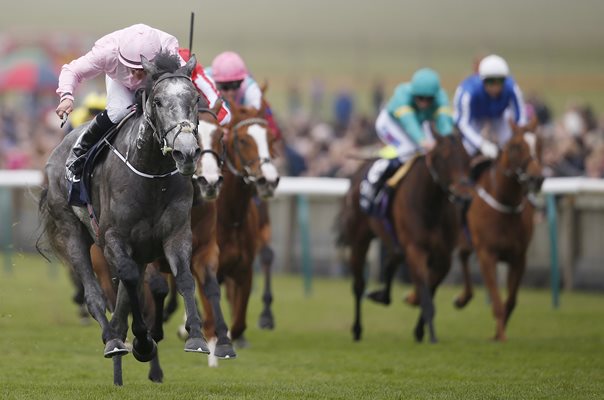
[141,55,159,77]
[180,54,197,78]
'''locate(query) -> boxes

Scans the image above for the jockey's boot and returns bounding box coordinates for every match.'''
[66,110,115,182]
[360,158,402,213]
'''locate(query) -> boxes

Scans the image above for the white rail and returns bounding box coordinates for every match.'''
[3,170,604,196]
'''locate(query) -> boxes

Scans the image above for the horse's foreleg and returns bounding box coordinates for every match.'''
[504,254,527,331]
[164,238,208,354]
[258,244,275,330]
[202,267,236,359]
[146,265,169,383]
[230,270,253,347]
[476,249,506,341]
[454,248,474,309]
[367,251,402,306]
[406,244,437,343]
[104,233,156,362]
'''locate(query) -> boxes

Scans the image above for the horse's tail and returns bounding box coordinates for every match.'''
[35,187,57,262]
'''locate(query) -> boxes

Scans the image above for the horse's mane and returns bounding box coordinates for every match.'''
[135,51,183,116]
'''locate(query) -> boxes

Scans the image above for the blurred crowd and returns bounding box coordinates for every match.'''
[2,39,604,180]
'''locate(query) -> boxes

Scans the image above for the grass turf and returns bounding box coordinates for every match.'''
[0,253,603,399]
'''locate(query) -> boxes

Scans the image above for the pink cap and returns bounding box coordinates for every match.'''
[211,51,247,82]
[118,24,161,69]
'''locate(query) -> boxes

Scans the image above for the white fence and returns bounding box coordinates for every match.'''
[2,170,604,306]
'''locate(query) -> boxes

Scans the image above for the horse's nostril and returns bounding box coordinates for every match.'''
[172,150,184,162]
[193,148,201,160]
[274,176,281,186]
[198,176,208,186]
[257,177,267,186]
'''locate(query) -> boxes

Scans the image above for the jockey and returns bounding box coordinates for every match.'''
[204,51,281,139]
[360,67,453,213]
[56,23,230,182]
[453,54,526,160]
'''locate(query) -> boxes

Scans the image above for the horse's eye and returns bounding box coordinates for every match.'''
[153,98,162,107]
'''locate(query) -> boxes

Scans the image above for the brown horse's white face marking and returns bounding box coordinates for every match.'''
[195,120,224,200]
[239,123,279,199]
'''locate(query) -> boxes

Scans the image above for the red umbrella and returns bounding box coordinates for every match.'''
[0,60,58,92]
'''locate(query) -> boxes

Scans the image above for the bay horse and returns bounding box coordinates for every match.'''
[88,101,231,382]
[38,52,207,385]
[455,118,544,341]
[207,101,280,350]
[337,130,472,342]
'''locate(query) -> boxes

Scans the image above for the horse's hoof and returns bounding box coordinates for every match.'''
[132,337,157,362]
[104,339,130,358]
[366,289,391,305]
[214,343,237,359]
[258,311,275,330]
[148,368,163,383]
[184,337,210,354]
[453,294,473,309]
[352,325,362,341]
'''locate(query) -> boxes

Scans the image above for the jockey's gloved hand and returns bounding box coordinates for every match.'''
[480,140,499,159]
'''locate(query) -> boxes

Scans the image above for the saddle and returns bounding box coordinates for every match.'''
[67,111,136,207]
[362,155,420,219]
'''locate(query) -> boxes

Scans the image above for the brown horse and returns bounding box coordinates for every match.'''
[455,119,544,341]
[89,103,231,382]
[337,130,472,342]
[202,102,280,350]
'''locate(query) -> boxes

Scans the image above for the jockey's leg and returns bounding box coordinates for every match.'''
[66,110,115,181]
[66,75,132,181]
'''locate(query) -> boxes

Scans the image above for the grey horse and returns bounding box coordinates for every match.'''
[38,51,207,384]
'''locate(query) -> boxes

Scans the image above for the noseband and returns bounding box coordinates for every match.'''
[226,117,271,184]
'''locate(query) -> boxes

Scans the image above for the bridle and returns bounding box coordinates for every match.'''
[225,117,271,184]
[142,72,199,155]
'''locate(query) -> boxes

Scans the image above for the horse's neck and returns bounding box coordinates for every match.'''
[117,117,175,175]
[483,161,524,207]
[219,168,254,226]
[410,160,449,209]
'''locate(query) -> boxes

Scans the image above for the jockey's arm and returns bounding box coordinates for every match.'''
[510,81,527,125]
[454,87,483,149]
[393,106,425,145]
[434,88,454,135]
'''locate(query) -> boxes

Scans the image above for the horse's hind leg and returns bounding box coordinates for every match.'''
[163,274,179,322]
[351,237,371,341]
[258,244,276,330]
[406,244,438,343]
[454,248,474,309]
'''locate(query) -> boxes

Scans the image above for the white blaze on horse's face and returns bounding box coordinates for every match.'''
[248,124,279,183]
[523,132,537,160]
[196,120,222,184]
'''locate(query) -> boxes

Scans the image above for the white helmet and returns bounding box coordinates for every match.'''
[478,55,510,79]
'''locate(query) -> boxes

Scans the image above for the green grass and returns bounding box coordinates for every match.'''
[1,253,603,399]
